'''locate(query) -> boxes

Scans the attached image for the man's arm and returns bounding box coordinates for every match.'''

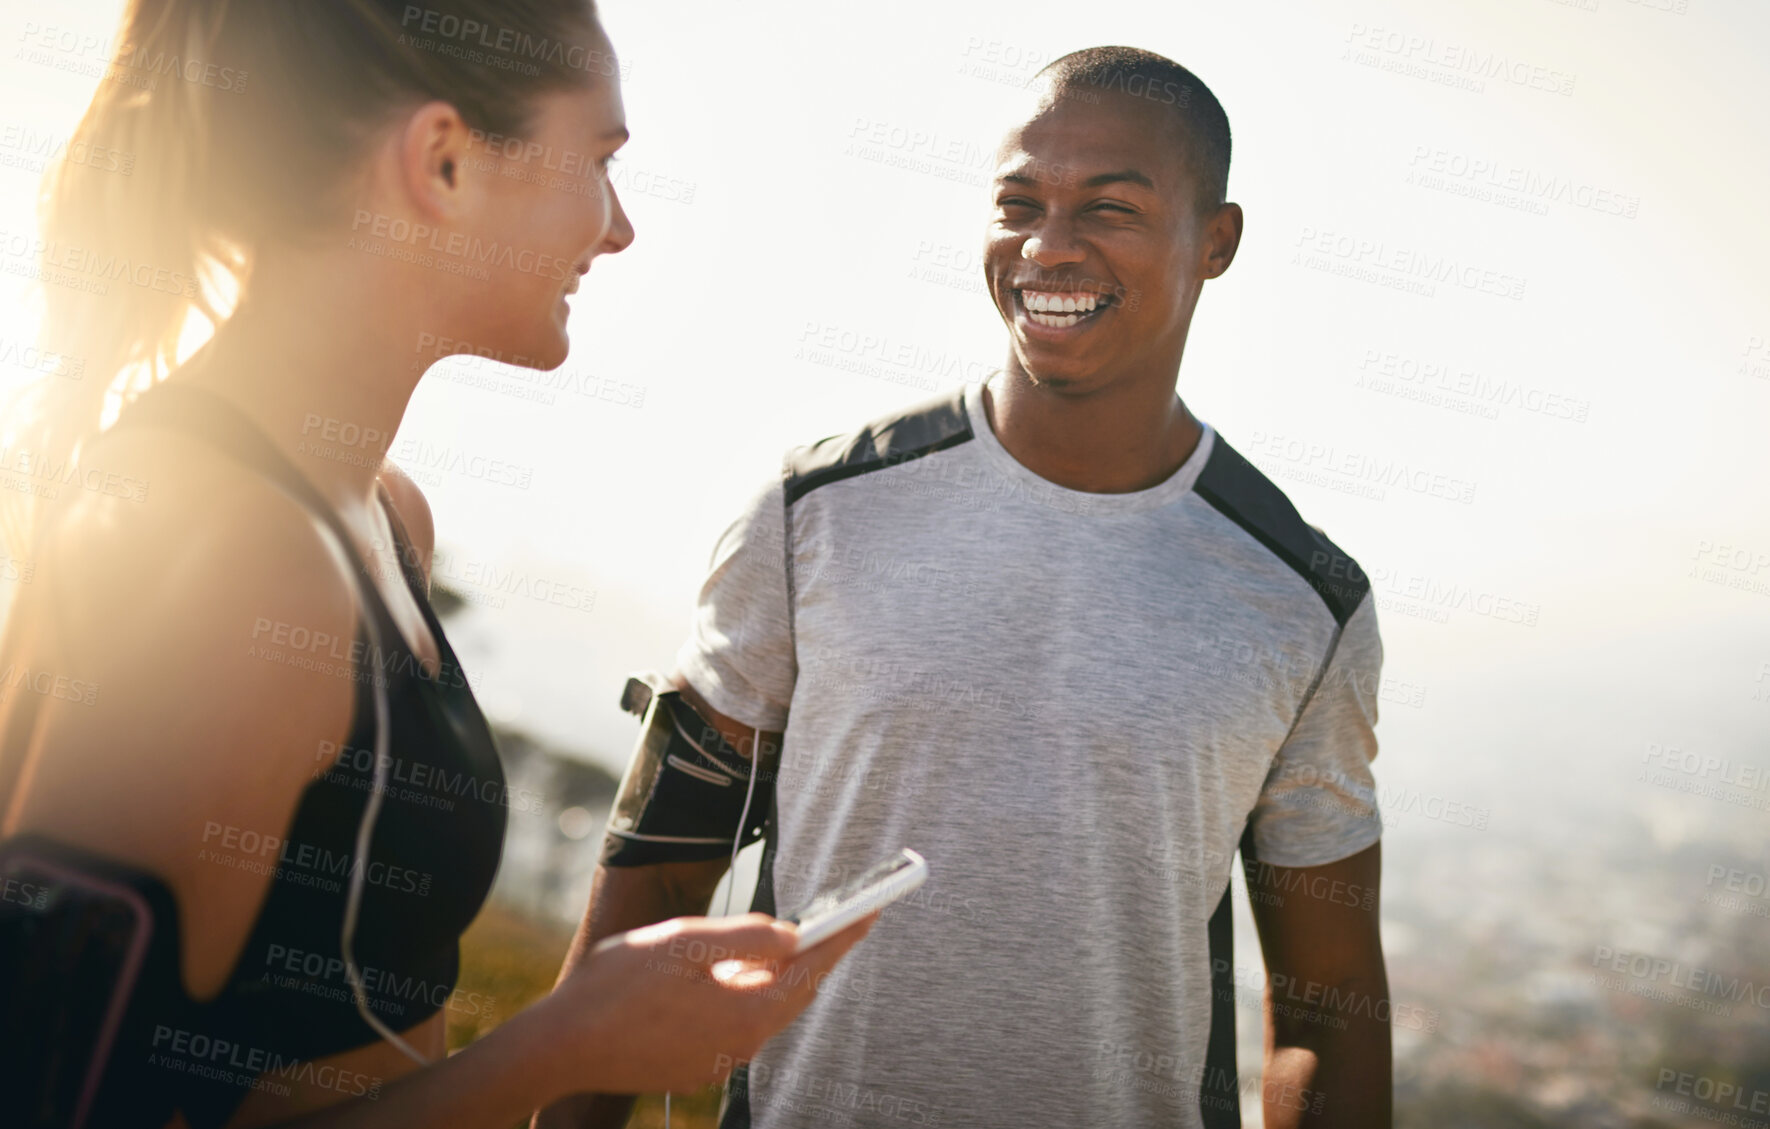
[1244,840,1391,1128]
[532,675,783,1129]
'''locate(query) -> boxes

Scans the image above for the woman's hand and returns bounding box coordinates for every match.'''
[541,911,876,1096]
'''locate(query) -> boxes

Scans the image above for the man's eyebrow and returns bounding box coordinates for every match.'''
[1082,169,1154,189]
[994,168,1156,189]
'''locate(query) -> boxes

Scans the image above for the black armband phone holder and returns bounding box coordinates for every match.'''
[601,672,773,867]
[0,835,187,1128]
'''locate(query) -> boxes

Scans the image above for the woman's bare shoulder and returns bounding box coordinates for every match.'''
[12,429,365,996]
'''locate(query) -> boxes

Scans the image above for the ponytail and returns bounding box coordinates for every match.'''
[4,0,232,555]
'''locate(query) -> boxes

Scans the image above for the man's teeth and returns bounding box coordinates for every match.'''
[1019,289,1105,327]
[1022,290,1101,313]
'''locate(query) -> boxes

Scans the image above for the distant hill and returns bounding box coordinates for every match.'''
[429,580,469,620]
[430,579,623,924]
[486,721,620,927]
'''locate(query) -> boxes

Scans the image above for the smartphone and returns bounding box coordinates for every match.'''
[784,848,928,952]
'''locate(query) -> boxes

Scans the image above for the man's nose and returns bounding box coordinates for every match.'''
[1021,220,1084,267]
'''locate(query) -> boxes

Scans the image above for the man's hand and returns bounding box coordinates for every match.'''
[1245,841,1391,1128]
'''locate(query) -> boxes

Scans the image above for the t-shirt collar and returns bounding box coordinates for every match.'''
[961,377,1215,516]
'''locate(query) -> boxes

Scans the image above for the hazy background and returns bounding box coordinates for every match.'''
[2,0,1767,1125]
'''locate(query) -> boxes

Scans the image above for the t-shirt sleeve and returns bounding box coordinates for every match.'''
[671,476,796,731]
[1244,591,1384,868]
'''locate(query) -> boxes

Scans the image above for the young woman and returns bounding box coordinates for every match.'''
[0,2,869,1127]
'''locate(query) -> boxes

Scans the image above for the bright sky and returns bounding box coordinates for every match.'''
[1,0,1766,863]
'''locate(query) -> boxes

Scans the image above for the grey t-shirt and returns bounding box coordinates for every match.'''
[676,381,1383,1129]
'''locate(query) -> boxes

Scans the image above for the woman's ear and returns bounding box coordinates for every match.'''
[398,101,472,222]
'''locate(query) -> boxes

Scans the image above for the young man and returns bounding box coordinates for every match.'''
[541,47,1391,1129]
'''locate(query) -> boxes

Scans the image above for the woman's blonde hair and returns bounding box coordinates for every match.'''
[4,0,603,553]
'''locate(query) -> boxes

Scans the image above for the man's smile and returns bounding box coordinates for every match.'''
[1012,287,1119,333]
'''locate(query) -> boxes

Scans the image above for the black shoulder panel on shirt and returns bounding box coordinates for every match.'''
[783,388,974,505]
[1193,435,1370,627]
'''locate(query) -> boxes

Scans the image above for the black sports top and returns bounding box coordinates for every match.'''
[0,383,507,1128]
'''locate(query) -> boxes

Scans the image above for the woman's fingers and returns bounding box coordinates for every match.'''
[613,911,797,972]
[557,910,881,1093]
[694,912,802,967]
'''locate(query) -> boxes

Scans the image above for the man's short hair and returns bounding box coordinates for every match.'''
[1034,46,1232,215]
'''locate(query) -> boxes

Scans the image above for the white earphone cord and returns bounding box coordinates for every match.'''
[722,724,764,917]
[673,723,763,1129]
[311,512,431,1067]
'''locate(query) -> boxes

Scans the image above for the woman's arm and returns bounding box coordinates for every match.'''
[5,442,364,1000]
[228,913,872,1129]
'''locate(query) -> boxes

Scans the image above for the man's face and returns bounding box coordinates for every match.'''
[984,90,1239,392]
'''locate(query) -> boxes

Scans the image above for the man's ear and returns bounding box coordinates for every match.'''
[397,100,474,223]
[1200,201,1244,281]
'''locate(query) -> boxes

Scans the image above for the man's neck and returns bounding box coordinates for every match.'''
[982,367,1202,494]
